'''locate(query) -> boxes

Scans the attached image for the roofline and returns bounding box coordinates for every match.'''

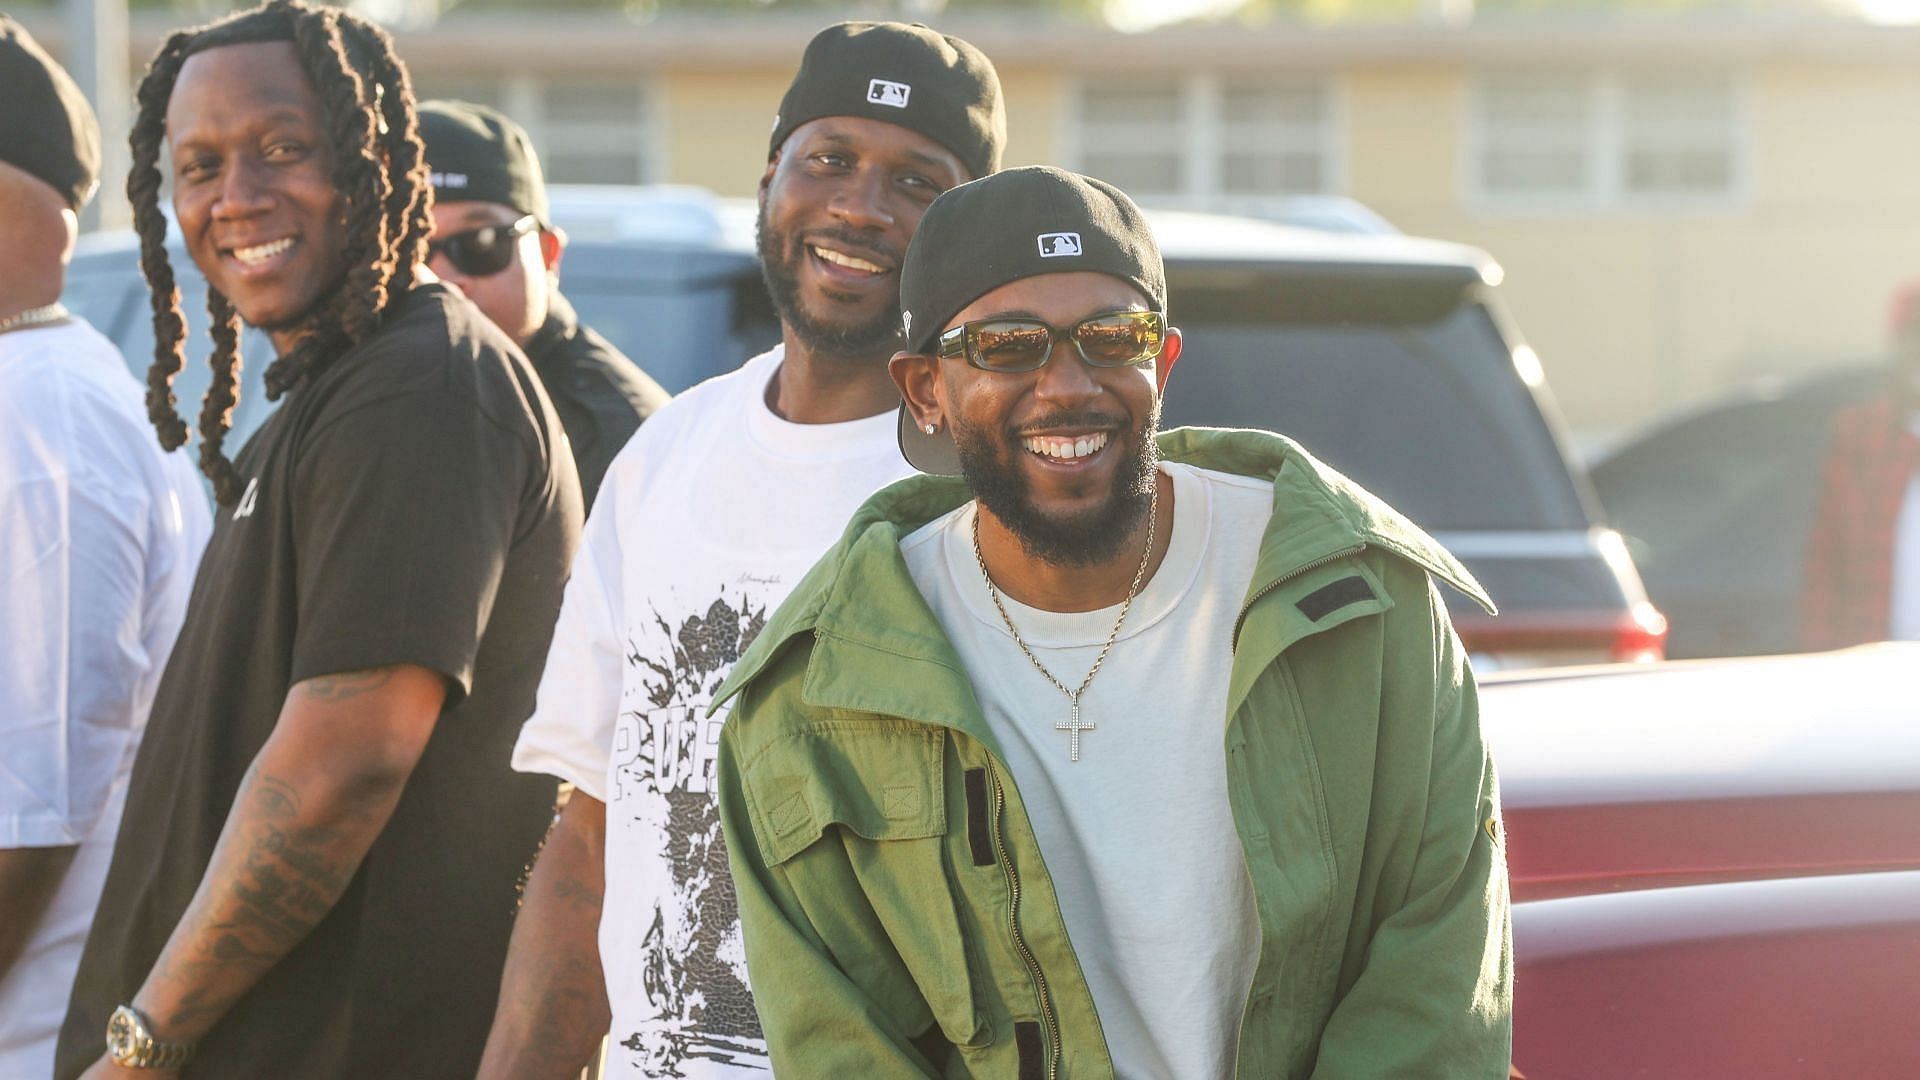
[18,12,1920,72]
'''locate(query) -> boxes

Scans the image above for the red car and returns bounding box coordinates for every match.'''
[1482,645,1920,1077]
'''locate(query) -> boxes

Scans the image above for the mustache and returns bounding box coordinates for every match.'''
[1010,409,1131,437]
[794,226,899,267]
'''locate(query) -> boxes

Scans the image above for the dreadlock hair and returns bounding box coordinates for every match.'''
[129,0,433,505]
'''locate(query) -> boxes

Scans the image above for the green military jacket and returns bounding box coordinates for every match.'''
[712,428,1514,1078]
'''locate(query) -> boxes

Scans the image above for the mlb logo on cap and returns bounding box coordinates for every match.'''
[867,78,912,108]
[1037,232,1082,258]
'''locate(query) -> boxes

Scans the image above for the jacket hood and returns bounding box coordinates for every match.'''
[711,426,1493,717]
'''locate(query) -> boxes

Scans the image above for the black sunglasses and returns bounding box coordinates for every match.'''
[427,214,538,277]
[936,309,1166,373]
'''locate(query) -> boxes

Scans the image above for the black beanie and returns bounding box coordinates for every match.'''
[895,167,1167,474]
[0,15,101,209]
[419,99,550,226]
[769,21,1004,182]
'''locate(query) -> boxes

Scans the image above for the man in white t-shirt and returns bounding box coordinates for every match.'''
[712,168,1511,1076]
[0,17,211,1076]
[476,22,1006,1078]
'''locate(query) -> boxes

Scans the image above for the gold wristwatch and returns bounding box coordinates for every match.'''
[106,1005,195,1069]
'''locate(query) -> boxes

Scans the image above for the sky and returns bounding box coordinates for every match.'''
[1103,0,1251,32]
[1857,0,1920,23]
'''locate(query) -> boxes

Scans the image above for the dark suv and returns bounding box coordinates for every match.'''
[64,186,1660,669]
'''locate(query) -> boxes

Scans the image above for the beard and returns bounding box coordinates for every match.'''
[955,402,1161,568]
[755,201,903,359]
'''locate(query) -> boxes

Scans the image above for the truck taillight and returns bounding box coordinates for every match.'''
[1610,602,1669,664]
[1458,605,1669,670]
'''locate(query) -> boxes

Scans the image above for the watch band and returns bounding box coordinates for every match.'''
[106,1005,196,1069]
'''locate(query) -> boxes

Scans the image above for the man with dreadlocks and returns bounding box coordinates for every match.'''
[0,17,210,1078]
[54,3,581,1077]
[480,22,1003,1080]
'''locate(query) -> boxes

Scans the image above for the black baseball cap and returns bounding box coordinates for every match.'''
[0,15,101,209]
[418,99,549,226]
[896,167,1167,475]
[769,21,1004,182]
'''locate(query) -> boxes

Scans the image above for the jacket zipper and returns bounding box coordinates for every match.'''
[990,761,1060,1080]
[1225,542,1364,1074]
[1231,544,1367,651]
[1224,790,1261,1078]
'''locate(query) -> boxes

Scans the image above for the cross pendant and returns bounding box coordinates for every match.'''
[1056,700,1095,763]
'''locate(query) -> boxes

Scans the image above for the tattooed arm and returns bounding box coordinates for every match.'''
[474,790,610,1080]
[78,665,445,1079]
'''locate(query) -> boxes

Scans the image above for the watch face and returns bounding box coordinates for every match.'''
[106,1007,141,1062]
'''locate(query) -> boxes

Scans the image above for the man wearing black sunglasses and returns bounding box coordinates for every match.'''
[712,167,1512,1076]
[420,100,667,508]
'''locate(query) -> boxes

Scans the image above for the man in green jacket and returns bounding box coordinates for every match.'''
[714,167,1512,1078]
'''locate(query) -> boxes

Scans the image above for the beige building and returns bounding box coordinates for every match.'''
[28,9,1920,446]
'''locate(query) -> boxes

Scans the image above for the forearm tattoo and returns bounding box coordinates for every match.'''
[145,750,396,1032]
[300,667,398,702]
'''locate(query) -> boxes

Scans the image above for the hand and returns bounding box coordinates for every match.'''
[77,1054,182,1080]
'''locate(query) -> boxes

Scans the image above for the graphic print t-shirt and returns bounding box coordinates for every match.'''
[513,345,914,1076]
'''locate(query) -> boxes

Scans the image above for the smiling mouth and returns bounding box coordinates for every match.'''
[229,237,296,266]
[1023,432,1110,461]
[809,243,889,276]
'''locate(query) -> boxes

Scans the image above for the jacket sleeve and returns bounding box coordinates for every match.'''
[716,696,943,1078]
[1311,582,1514,1078]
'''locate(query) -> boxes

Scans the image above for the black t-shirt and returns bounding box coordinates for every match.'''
[524,291,668,510]
[56,285,583,1079]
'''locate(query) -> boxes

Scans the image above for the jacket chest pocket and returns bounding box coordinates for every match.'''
[741,721,990,1050]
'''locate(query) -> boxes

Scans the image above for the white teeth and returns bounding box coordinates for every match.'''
[233,237,294,265]
[811,245,885,274]
[1022,432,1109,460]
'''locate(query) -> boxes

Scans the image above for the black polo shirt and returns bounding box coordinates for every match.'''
[524,291,668,510]
[56,284,582,1079]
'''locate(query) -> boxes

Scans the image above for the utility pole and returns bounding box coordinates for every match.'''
[67,0,131,231]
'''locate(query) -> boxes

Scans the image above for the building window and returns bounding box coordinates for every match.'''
[409,72,659,186]
[1470,71,1743,209]
[1068,74,1339,211]
[543,77,651,185]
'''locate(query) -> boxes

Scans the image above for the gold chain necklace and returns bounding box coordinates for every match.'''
[970,477,1159,763]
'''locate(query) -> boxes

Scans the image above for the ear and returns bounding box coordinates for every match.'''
[539,225,566,274]
[758,151,780,201]
[890,349,944,431]
[1154,326,1183,395]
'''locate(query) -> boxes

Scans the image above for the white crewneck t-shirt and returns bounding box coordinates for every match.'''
[512,345,913,1076]
[901,461,1268,1080]
[0,318,210,1075]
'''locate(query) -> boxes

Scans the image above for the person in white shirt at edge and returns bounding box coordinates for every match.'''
[476,21,1006,1078]
[0,16,211,1077]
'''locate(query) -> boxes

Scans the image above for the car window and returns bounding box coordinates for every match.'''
[564,269,779,394]
[110,272,280,452]
[60,270,135,336]
[1586,375,1873,657]
[1159,283,1589,532]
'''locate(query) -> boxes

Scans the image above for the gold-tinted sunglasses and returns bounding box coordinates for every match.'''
[936,310,1166,373]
